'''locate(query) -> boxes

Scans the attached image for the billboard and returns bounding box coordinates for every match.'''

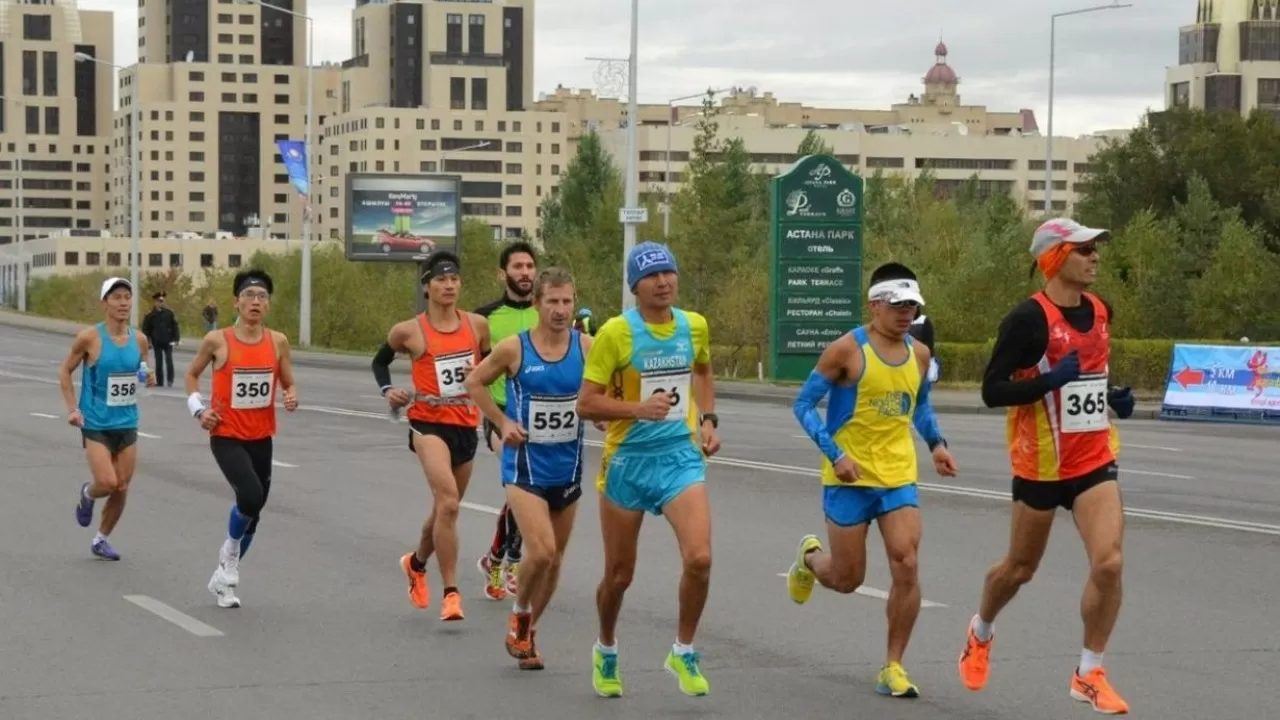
[1159,343,1280,425]
[344,174,462,262]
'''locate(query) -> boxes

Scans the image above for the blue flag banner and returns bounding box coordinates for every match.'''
[276,139,309,198]
[1159,343,1280,425]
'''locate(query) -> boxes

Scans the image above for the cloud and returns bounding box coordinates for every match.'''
[84,0,1178,135]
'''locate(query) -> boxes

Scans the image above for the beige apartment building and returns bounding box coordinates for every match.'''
[1166,0,1280,117]
[0,0,115,246]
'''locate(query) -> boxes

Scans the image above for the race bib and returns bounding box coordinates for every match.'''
[1060,373,1108,433]
[231,368,275,410]
[527,396,578,444]
[434,352,473,398]
[639,370,690,423]
[106,372,138,407]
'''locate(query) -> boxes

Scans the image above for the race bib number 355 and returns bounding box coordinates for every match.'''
[1061,374,1108,434]
[231,368,275,410]
[639,370,690,423]
[528,396,578,444]
[106,373,138,407]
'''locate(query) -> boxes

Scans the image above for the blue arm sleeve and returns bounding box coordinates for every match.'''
[793,370,846,465]
[912,378,946,450]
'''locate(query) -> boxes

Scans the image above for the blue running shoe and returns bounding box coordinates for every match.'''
[75,483,94,528]
[91,537,120,561]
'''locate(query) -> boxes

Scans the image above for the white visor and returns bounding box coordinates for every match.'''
[100,276,132,300]
[868,279,925,306]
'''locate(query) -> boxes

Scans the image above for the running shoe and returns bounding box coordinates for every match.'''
[958,616,993,691]
[504,561,521,596]
[518,630,544,671]
[399,552,429,609]
[477,555,507,601]
[592,646,623,698]
[219,543,240,587]
[75,483,94,528]
[665,648,710,696]
[208,566,241,609]
[787,534,822,604]
[876,661,919,698]
[506,611,534,658]
[440,589,464,621]
[1070,667,1130,714]
[91,537,120,561]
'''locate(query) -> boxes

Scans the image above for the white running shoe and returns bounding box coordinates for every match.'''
[219,543,241,587]
[208,566,241,609]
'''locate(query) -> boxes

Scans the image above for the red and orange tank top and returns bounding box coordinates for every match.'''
[1006,291,1118,481]
[407,310,481,428]
[210,328,278,441]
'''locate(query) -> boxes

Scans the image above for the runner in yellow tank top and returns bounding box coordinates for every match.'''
[786,263,959,699]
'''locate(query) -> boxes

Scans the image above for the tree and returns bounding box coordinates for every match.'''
[538,129,621,245]
[1189,217,1280,340]
[796,129,833,158]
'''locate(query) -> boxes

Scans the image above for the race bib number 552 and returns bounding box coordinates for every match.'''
[528,395,578,444]
[231,368,275,410]
[1061,373,1108,433]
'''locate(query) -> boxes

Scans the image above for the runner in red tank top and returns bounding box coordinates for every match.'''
[184,269,299,610]
[957,219,1137,715]
[371,250,491,622]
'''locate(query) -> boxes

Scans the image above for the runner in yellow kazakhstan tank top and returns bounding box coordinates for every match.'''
[786,262,959,699]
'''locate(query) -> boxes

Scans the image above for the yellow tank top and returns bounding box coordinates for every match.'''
[819,327,922,489]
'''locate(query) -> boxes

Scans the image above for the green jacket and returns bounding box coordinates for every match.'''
[473,296,538,407]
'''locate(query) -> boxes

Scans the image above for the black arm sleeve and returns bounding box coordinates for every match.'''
[980,301,1060,408]
[371,342,396,392]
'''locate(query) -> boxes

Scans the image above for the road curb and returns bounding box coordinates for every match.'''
[0,310,1161,419]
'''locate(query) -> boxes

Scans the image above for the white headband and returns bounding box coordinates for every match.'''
[868,279,923,302]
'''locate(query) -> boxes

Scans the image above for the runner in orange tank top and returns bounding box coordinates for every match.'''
[957,219,1138,715]
[184,269,299,610]
[371,250,491,622]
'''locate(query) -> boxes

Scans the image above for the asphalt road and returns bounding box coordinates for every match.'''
[1,325,1277,720]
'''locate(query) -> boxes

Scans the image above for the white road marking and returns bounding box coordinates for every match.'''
[774,573,947,608]
[1124,468,1194,479]
[138,431,162,439]
[29,412,57,419]
[272,460,298,468]
[1126,443,1182,452]
[462,500,503,515]
[122,595,224,637]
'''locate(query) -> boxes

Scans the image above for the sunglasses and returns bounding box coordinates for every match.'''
[1074,244,1099,256]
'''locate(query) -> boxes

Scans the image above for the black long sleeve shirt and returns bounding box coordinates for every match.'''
[981,294,1112,409]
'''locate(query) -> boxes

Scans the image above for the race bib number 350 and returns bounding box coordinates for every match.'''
[1061,374,1108,434]
[434,352,473,398]
[528,396,578,444]
[640,370,691,423]
[106,373,138,407]
[231,368,275,410]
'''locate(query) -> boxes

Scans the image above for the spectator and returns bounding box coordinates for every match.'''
[140,291,180,387]
[908,309,939,382]
[203,302,219,332]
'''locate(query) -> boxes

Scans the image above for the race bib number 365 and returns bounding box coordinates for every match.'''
[231,368,275,410]
[639,370,691,423]
[1061,373,1108,434]
[528,396,578,444]
[106,373,138,407]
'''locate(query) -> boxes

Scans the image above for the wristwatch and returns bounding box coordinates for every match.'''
[700,413,719,429]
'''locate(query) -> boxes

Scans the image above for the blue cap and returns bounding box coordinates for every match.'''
[626,241,679,289]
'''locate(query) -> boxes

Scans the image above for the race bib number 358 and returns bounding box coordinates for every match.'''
[106,373,138,407]
[1061,374,1108,434]
[639,370,691,423]
[434,352,473,398]
[231,368,275,410]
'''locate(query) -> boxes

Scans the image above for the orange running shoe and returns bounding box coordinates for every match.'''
[440,590,465,621]
[1070,667,1129,714]
[506,611,534,658]
[958,617,993,692]
[518,629,544,671]
[399,552,429,609]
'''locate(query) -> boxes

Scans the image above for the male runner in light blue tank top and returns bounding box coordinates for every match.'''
[465,267,599,672]
[57,277,156,560]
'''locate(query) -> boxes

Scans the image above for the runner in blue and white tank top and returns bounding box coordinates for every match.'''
[464,267,597,671]
[57,277,156,561]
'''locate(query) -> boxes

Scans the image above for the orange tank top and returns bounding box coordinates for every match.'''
[406,310,481,428]
[210,328,279,441]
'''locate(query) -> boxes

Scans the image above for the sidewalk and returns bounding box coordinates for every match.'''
[0,310,1163,419]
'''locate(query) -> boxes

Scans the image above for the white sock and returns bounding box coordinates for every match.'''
[971,614,994,642]
[673,641,695,655]
[93,532,107,544]
[1079,649,1104,675]
[594,640,617,655]
[222,538,240,559]
[512,602,530,614]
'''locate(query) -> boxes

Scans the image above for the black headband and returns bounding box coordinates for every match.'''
[422,261,460,284]
[236,277,270,295]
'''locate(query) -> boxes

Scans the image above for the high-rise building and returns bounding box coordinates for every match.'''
[1166,0,1280,118]
[0,0,114,245]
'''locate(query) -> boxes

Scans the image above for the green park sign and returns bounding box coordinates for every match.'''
[768,154,865,382]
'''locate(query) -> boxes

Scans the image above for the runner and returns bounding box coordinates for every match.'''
[786,262,958,699]
[957,218,1137,715]
[59,277,156,561]
[373,250,490,622]
[464,267,593,670]
[908,309,939,383]
[185,269,300,609]
[473,241,539,601]
[576,241,721,699]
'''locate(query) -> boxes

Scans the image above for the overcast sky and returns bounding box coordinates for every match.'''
[82,0,1182,136]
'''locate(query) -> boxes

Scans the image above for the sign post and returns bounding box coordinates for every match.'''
[343,173,463,313]
[767,155,865,382]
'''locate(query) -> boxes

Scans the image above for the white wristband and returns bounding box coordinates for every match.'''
[187,392,207,417]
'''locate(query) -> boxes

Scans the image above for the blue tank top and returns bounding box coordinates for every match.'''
[78,322,143,431]
[621,307,696,449]
[501,330,587,487]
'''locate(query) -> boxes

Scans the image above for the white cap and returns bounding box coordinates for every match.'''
[100,277,132,300]
[868,278,925,306]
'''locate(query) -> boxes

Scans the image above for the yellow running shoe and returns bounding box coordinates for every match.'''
[876,661,919,698]
[787,534,822,604]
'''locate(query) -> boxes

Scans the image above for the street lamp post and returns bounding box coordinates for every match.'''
[75,52,141,327]
[664,87,733,238]
[0,94,27,312]
[240,0,314,346]
[1046,2,1132,212]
